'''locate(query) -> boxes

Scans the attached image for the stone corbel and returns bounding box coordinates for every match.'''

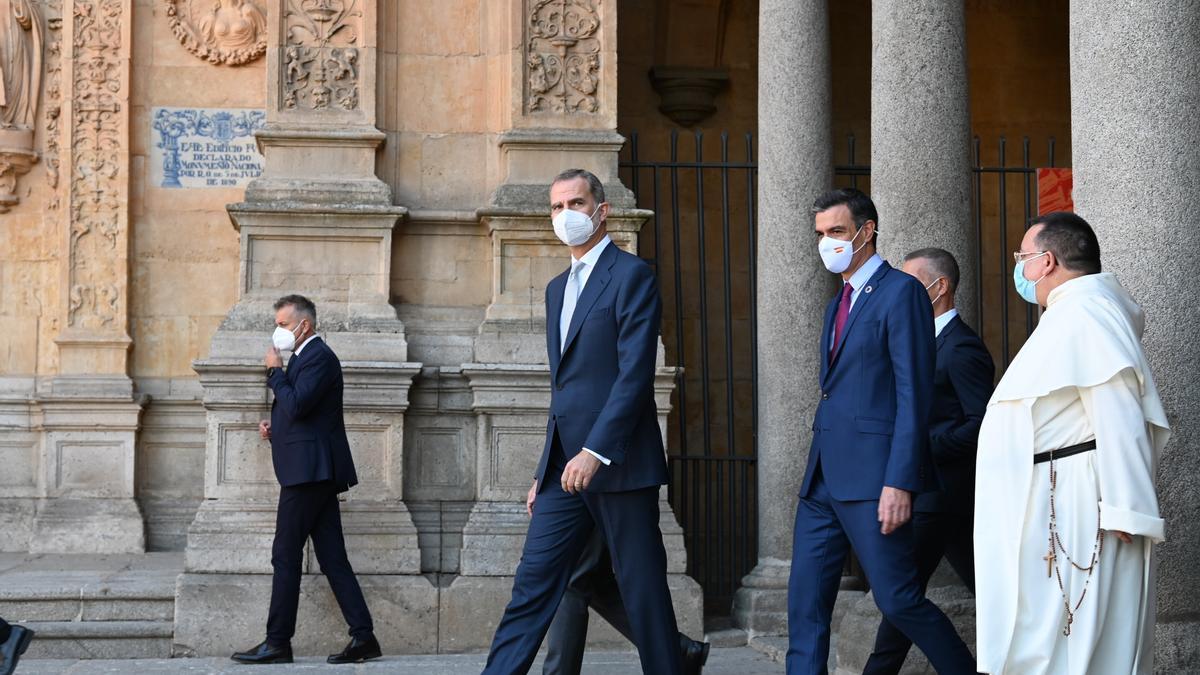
[649,65,729,127]
[0,129,38,212]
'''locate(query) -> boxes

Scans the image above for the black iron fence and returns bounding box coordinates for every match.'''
[621,130,1057,614]
[620,130,758,615]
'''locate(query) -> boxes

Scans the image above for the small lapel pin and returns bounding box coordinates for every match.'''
[864,285,874,294]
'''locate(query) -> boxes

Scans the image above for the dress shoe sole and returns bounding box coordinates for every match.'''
[327,650,382,664]
[230,655,293,664]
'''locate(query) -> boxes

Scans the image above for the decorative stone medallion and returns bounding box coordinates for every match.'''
[164,0,267,66]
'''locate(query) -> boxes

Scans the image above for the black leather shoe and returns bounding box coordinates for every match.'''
[231,640,293,664]
[679,633,710,675]
[327,635,382,664]
[1,625,35,675]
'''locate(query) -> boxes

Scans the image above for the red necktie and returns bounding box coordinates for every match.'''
[830,283,854,361]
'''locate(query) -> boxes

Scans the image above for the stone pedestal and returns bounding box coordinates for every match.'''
[735,0,833,636]
[871,0,976,327]
[30,395,146,554]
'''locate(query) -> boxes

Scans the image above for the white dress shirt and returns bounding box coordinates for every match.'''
[934,308,959,338]
[293,333,319,356]
[562,234,613,466]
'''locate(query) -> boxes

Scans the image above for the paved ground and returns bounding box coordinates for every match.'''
[15,648,782,674]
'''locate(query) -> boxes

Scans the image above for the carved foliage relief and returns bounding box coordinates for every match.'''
[67,0,125,330]
[525,0,601,115]
[43,0,63,208]
[283,0,361,112]
[165,0,267,66]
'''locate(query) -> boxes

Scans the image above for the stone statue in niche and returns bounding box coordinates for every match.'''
[0,0,43,212]
[0,0,42,129]
[165,0,267,66]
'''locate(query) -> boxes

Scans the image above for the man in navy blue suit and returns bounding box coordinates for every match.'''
[787,189,976,674]
[862,248,994,674]
[231,295,381,666]
[483,169,682,675]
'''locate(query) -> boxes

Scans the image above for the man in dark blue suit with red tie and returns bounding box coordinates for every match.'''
[862,248,994,674]
[787,189,976,674]
[483,169,681,674]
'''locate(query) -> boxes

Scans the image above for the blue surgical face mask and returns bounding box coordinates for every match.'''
[1013,252,1049,304]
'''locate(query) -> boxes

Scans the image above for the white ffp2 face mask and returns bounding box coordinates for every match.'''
[552,204,602,246]
[272,323,301,352]
[818,225,868,274]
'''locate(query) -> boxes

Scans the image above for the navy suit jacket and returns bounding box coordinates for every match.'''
[803,261,937,502]
[535,242,669,494]
[267,337,359,491]
[914,314,995,513]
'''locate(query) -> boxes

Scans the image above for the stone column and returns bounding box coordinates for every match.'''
[732,0,833,635]
[1070,2,1200,670]
[30,0,146,554]
[176,0,435,657]
[870,0,976,328]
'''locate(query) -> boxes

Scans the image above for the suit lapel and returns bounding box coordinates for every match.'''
[548,272,567,373]
[561,244,617,360]
[818,294,839,383]
[936,315,961,352]
[825,262,892,377]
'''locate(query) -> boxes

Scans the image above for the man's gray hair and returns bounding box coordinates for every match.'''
[903,247,961,292]
[273,294,317,327]
[552,168,606,204]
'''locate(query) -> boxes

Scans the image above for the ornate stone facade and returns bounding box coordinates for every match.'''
[281,0,360,112]
[164,0,267,66]
[525,0,602,115]
[65,0,125,332]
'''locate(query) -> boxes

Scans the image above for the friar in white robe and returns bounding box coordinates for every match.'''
[974,212,1168,675]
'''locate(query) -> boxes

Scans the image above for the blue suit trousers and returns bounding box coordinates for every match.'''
[483,464,680,675]
[786,468,976,675]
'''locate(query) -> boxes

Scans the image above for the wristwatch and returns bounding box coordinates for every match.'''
[267,366,280,378]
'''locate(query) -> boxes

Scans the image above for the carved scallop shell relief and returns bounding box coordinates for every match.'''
[165,0,267,66]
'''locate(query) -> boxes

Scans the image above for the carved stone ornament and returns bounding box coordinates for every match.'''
[165,0,267,66]
[0,0,45,212]
[525,0,601,115]
[66,0,124,329]
[43,0,63,209]
[282,0,361,112]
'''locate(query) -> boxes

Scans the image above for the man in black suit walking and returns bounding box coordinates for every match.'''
[862,248,995,675]
[232,294,381,666]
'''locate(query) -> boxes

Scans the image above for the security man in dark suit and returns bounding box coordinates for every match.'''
[484,169,682,674]
[862,248,995,675]
[231,294,381,666]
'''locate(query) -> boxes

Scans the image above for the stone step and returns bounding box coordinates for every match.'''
[0,573,177,623]
[0,552,182,659]
[18,620,174,660]
[706,627,749,648]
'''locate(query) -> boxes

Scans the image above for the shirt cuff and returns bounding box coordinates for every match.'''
[583,447,612,466]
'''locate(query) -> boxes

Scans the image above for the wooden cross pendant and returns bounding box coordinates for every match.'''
[1044,549,1056,578]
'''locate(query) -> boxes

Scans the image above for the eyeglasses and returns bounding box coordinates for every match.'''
[1013,250,1047,264]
